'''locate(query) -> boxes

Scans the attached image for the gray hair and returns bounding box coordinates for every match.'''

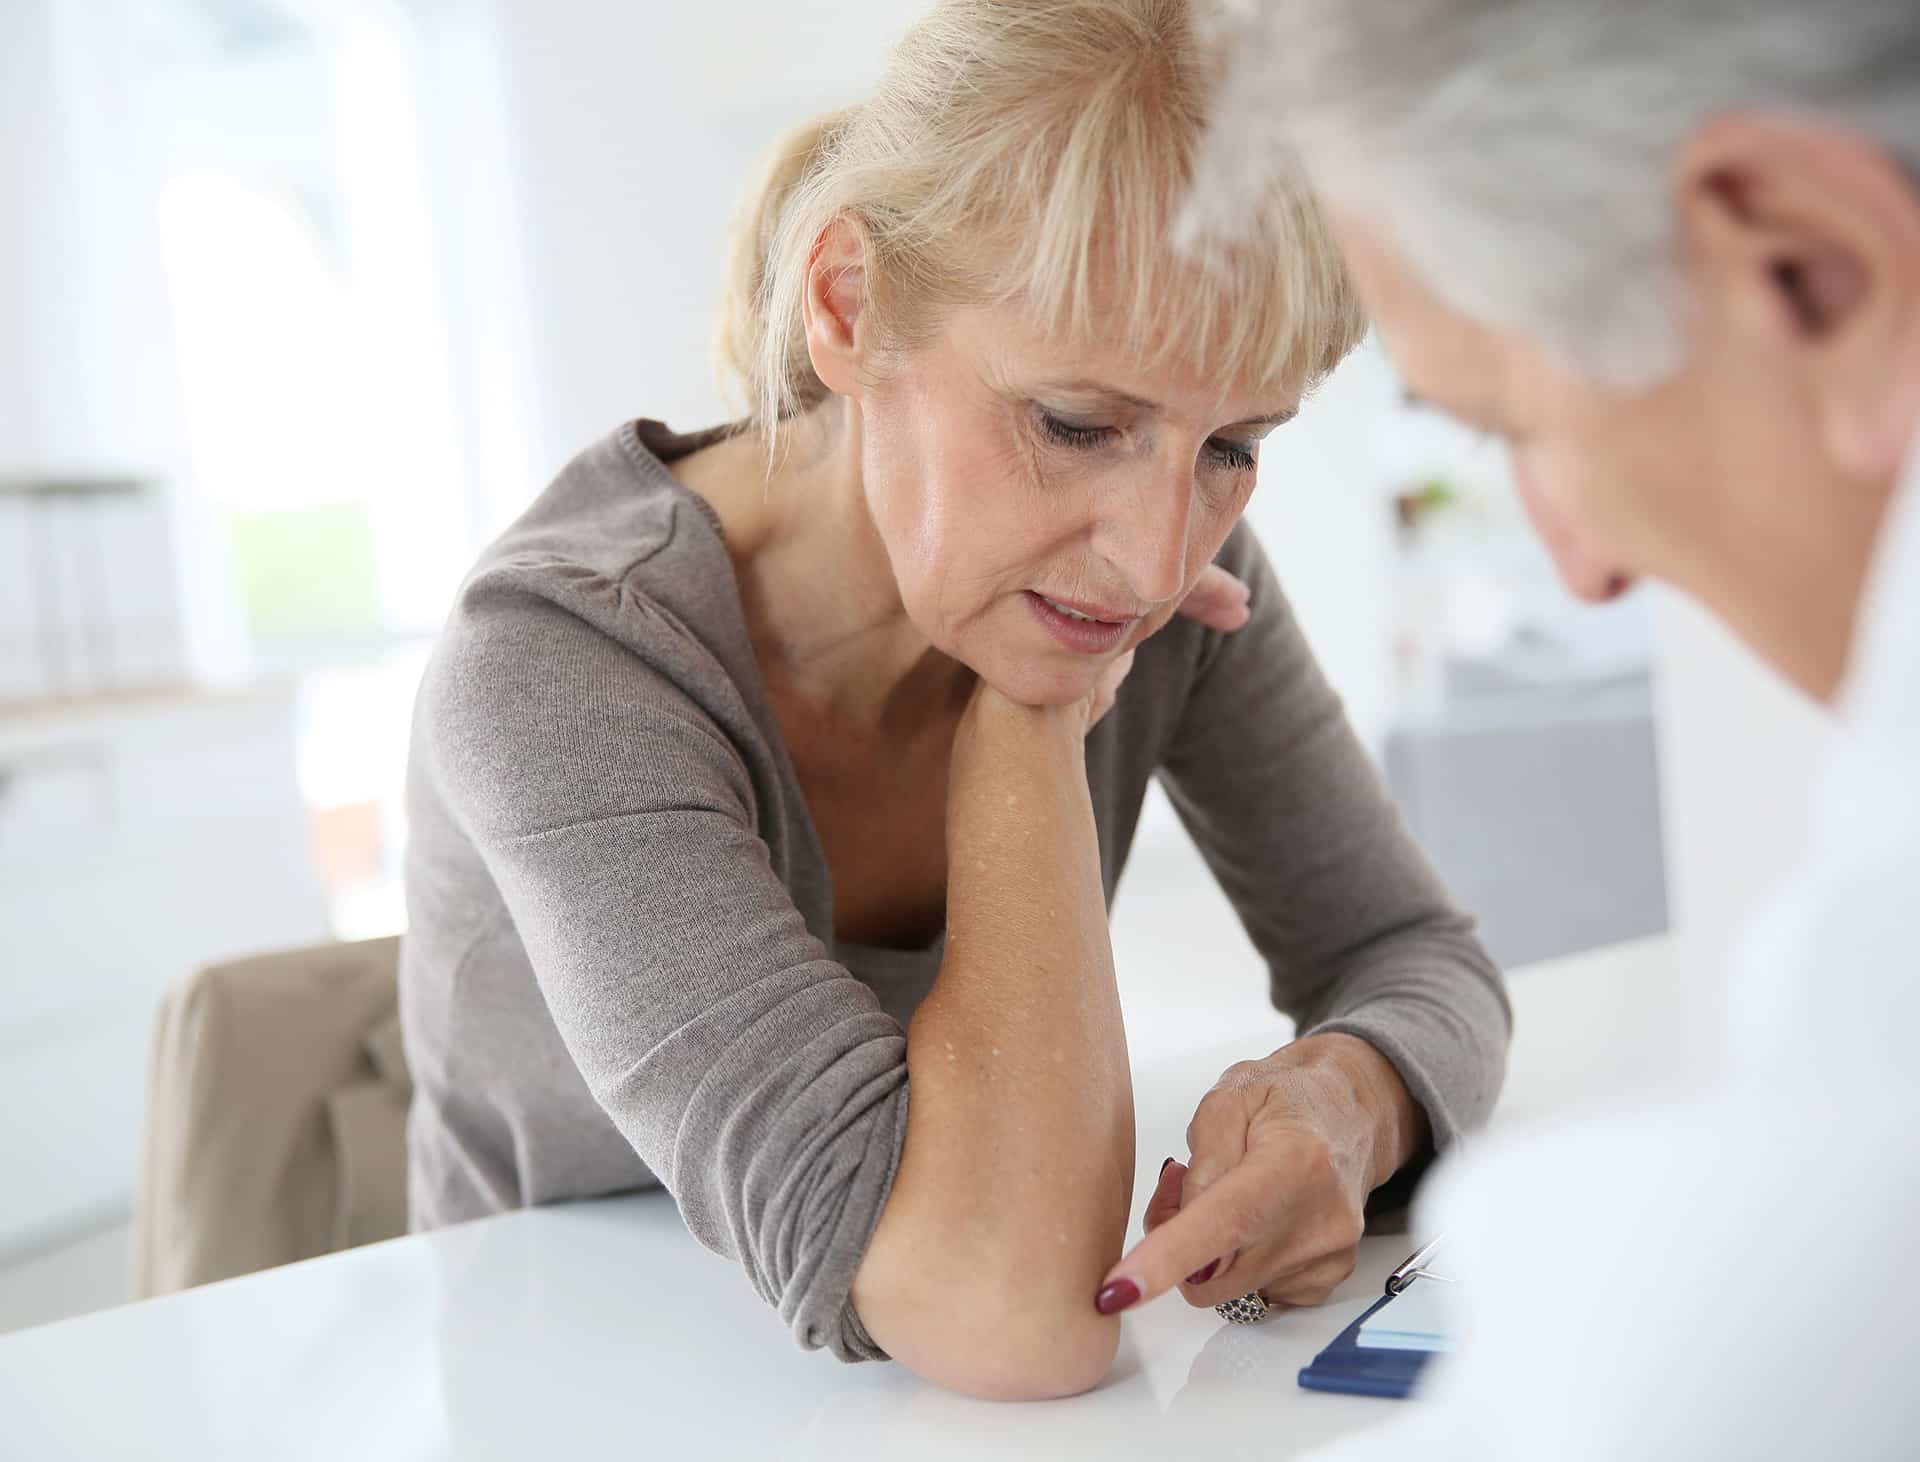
[1181,0,1920,387]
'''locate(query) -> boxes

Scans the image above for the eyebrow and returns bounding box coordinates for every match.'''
[1042,379,1298,431]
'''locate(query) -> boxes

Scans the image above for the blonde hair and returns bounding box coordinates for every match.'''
[715,0,1367,442]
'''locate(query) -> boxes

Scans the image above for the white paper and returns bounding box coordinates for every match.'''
[1356,1279,1456,1353]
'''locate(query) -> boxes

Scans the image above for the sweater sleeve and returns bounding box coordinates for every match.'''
[420,568,907,1362]
[1158,523,1512,1153]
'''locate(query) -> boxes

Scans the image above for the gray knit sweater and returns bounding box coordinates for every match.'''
[399,419,1510,1363]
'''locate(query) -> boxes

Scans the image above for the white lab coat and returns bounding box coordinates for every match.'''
[1316,446,1920,1461]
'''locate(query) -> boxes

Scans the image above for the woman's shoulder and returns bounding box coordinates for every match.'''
[414,422,770,821]
[462,419,733,614]
[443,419,755,672]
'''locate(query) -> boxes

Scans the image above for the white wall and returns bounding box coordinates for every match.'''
[0,0,245,683]
[0,1,155,472]
[1245,339,1404,754]
[459,0,916,497]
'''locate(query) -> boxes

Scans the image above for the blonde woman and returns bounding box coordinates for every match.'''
[399,0,1508,1400]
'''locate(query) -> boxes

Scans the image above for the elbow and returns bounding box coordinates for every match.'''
[897,1289,1122,1401]
[973,1330,1120,1403]
[853,1256,1122,1400]
[954,1291,1122,1401]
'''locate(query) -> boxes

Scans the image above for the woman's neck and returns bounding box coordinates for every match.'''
[677,404,976,735]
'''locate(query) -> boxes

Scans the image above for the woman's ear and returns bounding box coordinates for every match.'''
[803,214,872,399]
[1672,113,1920,482]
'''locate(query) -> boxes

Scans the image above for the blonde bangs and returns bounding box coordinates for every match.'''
[728,0,1369,439]
[999,56,1368,400]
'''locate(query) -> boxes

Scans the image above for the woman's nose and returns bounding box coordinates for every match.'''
[1093,472,1192,610]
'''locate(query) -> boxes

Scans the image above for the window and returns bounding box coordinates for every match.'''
[142,0,478,934]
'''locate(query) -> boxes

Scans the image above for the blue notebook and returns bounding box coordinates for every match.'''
[1298,1275,1453,1400]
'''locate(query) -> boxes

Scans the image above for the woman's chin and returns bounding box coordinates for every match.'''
[979,655,1102,709]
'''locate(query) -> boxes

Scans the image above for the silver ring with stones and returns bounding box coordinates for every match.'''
[1215,1291,1270,1325]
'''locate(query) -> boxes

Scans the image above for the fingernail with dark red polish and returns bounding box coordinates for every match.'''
[1160,1157,1175,1177]
[1095,1279,1142,1315]
[1185,1260,1218,1286]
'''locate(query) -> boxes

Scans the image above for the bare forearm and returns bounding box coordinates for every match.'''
[919,697,1135,1262]
[853,694,1132,1395]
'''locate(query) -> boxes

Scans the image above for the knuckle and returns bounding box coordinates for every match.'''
[1323,1247,1359,1288]
[1291,1133,1340,1188]
[1186,1093,1236,1147]
[1328,1207,1365,1252]
[1213,1060,1266,1092]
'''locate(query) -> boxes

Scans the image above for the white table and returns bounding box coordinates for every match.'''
[0,937,1677,1461]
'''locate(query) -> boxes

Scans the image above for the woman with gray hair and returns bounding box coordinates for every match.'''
[399,0,1510,1402]
[1122,0,1920,1454]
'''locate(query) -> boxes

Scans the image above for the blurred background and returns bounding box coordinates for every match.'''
[0,0,1832,1334]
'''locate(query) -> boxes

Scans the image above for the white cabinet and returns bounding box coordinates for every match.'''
[1384,677,1670,969]
[0,687,330,1261]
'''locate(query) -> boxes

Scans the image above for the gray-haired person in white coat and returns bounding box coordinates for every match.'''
[1100,3,1920,1455]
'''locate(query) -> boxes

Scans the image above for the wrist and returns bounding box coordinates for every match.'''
[956,683,1085,766]
[1281,1033,1427,1190]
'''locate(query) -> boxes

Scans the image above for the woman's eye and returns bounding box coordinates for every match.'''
[1206,438,1257,472]
[1038,411,1115,450]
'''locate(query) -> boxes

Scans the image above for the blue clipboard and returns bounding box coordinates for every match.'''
[1296,1291,1439,1400]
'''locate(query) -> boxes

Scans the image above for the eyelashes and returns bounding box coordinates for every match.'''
[1208,438,1257,473]
[1036,410,1257,474]
[1038,412,1112,452]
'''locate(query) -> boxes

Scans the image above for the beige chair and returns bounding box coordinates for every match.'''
[132,936,412,1299]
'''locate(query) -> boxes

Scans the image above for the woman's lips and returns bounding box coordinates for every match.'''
[1023,590,1136,654]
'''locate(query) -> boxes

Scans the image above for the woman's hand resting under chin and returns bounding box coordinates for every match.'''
[1173,562,1254,634]
[1091,561,1252,726]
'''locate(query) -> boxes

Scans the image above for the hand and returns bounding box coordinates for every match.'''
[1084,565,1248,728]
[1173,563,1252,633]
[1096,1034,1426,1315]
[1080,647,1136,730]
